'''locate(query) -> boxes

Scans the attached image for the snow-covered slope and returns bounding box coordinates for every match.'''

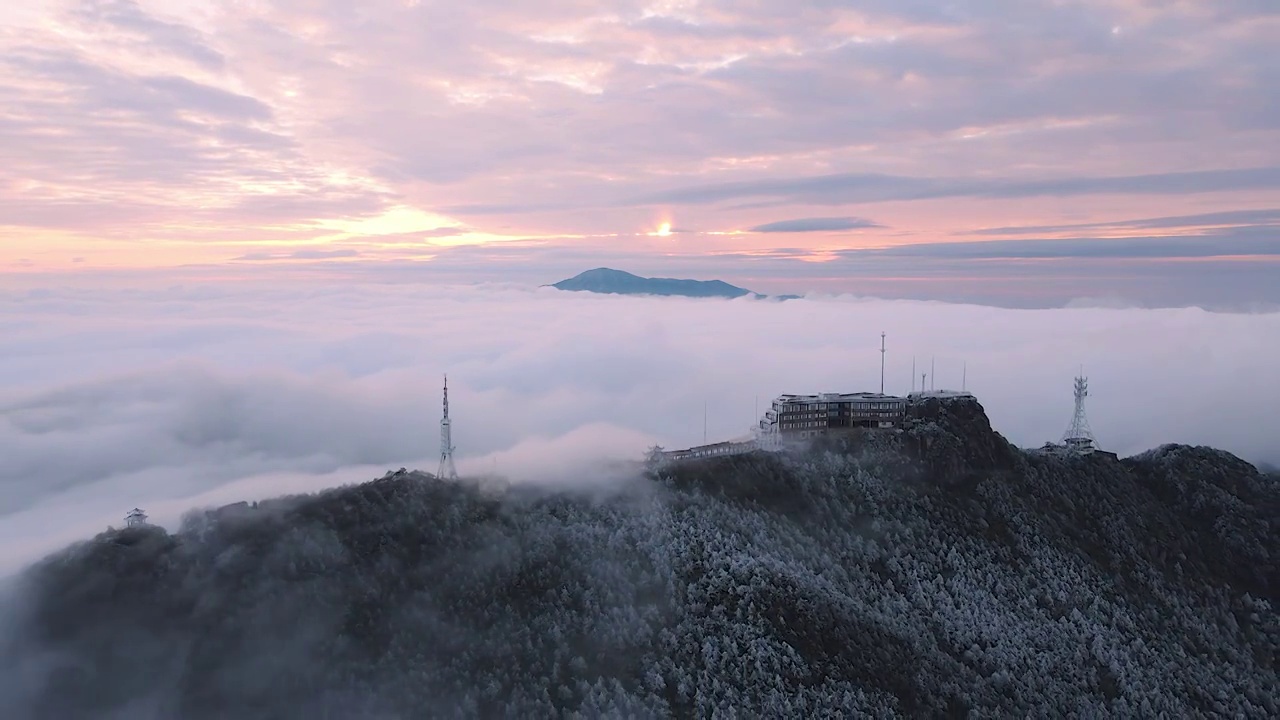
[1,398,1275,718]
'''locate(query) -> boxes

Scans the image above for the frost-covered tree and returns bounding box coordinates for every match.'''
[0,398,1274,719]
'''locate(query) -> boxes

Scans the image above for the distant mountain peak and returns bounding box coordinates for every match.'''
[576,267,638,279]
[548,267,758,299]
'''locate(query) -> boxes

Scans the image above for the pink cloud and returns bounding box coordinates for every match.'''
[0,0,1275,286]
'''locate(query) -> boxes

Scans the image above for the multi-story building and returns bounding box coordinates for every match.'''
[758,392,909,441]
[649,386,978,468]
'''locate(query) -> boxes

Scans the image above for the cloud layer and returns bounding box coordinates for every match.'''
[2,276,1279,575]
[749,217,881,233]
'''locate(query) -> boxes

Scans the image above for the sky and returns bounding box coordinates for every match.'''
[3,279,1280,575]
[1,0,1278,306]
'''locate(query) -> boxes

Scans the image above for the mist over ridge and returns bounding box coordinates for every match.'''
[0,396,1274,718]
[2,278,1279,575]
[3,0,1277,712]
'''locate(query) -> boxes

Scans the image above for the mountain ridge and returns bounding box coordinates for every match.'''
[1,397,1275,718]
[548,267,798,300]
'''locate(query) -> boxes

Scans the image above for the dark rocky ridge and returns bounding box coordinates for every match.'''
[0,398,1275,718]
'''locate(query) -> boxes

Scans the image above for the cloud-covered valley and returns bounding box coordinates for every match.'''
[2,276,1279,574]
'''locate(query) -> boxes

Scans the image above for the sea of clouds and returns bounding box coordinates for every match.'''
[2,276,1278,574]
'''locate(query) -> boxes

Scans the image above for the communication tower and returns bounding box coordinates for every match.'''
[437,375,459,480]
[1062,373,1097,453]
[880,332,886,394]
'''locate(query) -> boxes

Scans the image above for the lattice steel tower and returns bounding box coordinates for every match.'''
[437,374,458,480]
[1062,373,1096,452]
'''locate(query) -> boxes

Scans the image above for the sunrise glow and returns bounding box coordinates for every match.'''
[0,0,1271,298]
[2,6,1279,707]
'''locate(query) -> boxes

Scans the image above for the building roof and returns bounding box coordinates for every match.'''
[907,390,974,399]
[775,392,907,404]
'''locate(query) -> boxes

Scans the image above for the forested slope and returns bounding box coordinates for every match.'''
[1,398,1275,718]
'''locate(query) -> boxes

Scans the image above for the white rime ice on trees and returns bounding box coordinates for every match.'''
[0,408,1275,718]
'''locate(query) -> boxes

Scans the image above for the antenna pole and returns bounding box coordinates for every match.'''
[879,332,886,395]
[437,374,458,480]
[963,361,967,391]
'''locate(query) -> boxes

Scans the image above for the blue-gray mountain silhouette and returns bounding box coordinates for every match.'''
[549,268,757,298]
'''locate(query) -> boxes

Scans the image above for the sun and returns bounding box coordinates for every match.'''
[657,222,672,237]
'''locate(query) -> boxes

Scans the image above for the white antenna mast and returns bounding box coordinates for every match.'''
[880,332,886,394]
[962,361,967,392]
[437,374,458,480]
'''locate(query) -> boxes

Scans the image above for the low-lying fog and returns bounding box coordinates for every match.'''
[2,277,1277,574]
